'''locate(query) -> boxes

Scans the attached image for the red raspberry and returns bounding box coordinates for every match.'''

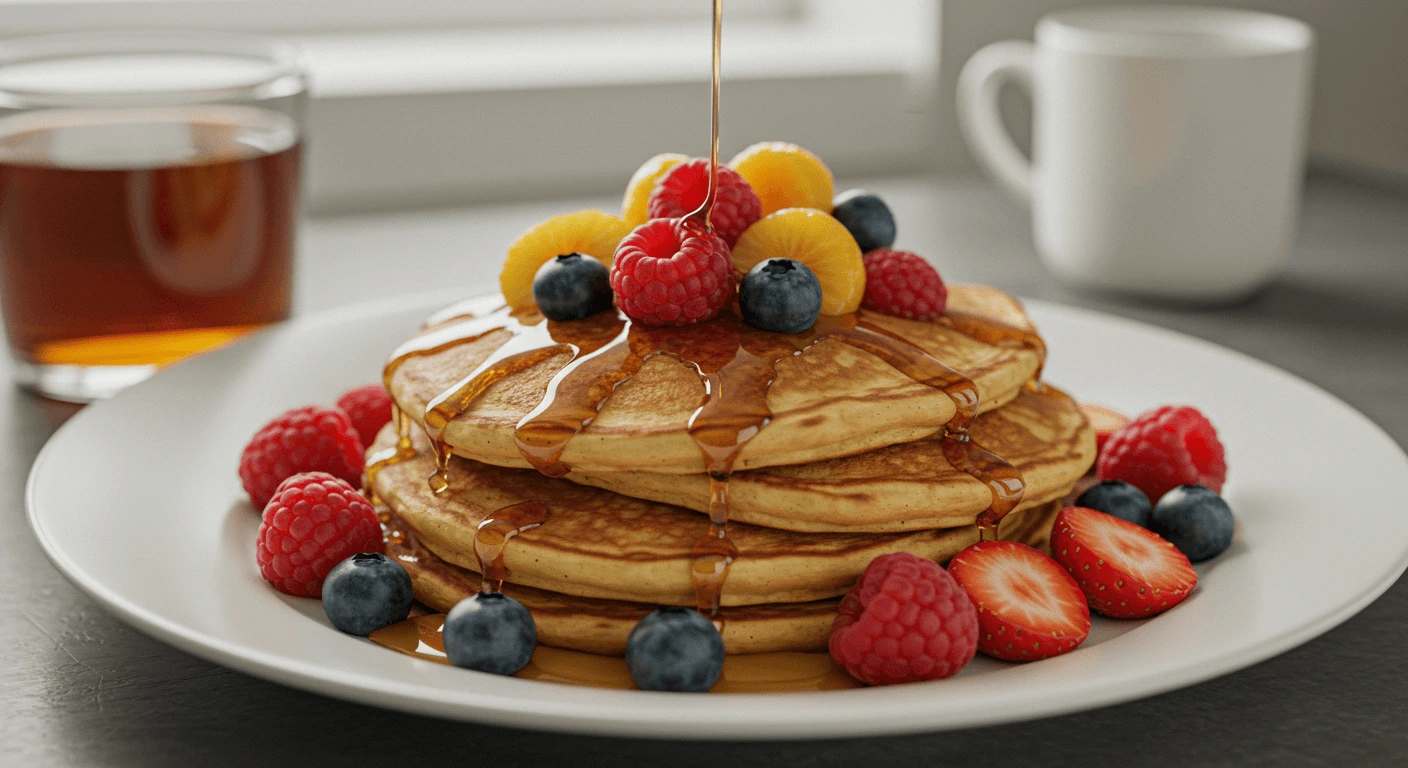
[336,384,394,447]
[860,249,948,320]
[239,405,364,508]
[1098,405,1227,503]
[611,218,734,326]
[256,472,383,598]
[829,552,978,686]
[646,159,761,247]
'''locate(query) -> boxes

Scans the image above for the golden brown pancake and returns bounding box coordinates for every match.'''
[368,424,1072,608]
[571,385,1095,532]
[384,500,1062,655]
[384,283,1042,475]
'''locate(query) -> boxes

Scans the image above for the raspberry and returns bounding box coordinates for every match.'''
[239,405,365,508]
[860,249,948,320]
[829,552,979,686]
[256,472,383,598]
[1098,405,1227,503]
[647,159,761,247]
[336,384,394,447]
[610,218,734,326]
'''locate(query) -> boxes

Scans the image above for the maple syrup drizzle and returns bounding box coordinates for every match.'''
[474,501,550,593]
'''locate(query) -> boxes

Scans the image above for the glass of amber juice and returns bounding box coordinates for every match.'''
[0,31,306,401]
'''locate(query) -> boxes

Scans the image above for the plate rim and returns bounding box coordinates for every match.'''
[25,289,1408,739]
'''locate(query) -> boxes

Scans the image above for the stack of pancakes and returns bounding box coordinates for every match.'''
[369,284,1095,656]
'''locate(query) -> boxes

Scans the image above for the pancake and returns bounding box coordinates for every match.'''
[384,283,1043,476]
[384,500,1063,655]
[571,385,1095,532]
[368,425,1073,608]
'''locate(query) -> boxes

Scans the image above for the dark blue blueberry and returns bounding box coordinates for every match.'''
[1151,484,1235,562]
[1077,480,1153,528]
[322,552,413,636]
[442,591,537,675]
[625,607,724,692]
[532,252,613,321]
[831,189,896,252]
[738,258,822,334]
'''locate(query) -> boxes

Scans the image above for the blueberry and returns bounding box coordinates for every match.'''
[532,252,613,321]
[1077,480,1153,528]
[625,607,724,692]
[442,592,537,675]
[322,552,413,636]
[1151,484,1235,562]
[831,190,896,252]
[738,258,822,334]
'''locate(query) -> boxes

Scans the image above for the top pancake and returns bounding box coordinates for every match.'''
[385,283,1043,475]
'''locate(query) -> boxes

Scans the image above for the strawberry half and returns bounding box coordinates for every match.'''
[1079,402,1130,457]
[1052,506,1198,619]
[948,541,1091,662]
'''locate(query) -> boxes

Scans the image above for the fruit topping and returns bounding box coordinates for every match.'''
[621,152,689,227]
[860,248,948,320]
[738,258,822,334]
[947,541,1090,662]
[625,606,725,692]
[500,210,630,310]
[829,552,978,685]
[610,218,733,326]
[1079,402,1130,457]
[442,592,538,676]
[336,384,394,448]
[1076,479,1153,528]
[1098,405,1227,502]
[831,189,897,252]
[728,141,834,215]
[255,472,383,598]
[239,405,364,509]
[646,158,761,248]
[532,252,614,321]
[322,552,414,635]
[1052,506,1198,619]
[731,208,864,315]
[1151,484,1235,562]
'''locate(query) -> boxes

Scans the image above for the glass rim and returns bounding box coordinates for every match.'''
[0,30,308,109]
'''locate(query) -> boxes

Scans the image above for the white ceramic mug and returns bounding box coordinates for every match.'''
[958,6,1315,301]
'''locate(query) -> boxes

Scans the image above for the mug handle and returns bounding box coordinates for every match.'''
[957,41,1035,204]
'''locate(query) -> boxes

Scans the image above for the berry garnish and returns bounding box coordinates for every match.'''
[622,152,688,227]
[948,541,1090,662]
[860,249,948,320]
[610,218,733,326]
[831,189,897,252]
[728,141,834,216]
[1077,479,1153,528]
[1098,405,1227,503]
[442,592,538,676]
[646,159,761,248]
[731,208,865,315]
[336,384,393,448]
[1052,506,1198,619]
[1152,484,1235,562]
[500,210,630,310]
[255,472,383,598]
[1078,402,1130,458]
[532,252,614,321]
[738,258,822,334]
[239,405,364,509]
[625,607,725,692]
[322,552,414,635]
[829,552,978,685]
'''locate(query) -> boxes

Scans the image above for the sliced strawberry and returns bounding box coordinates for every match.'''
[1052,506,1197,619]
[1079,402,1130,457]
[947,541,1091,662]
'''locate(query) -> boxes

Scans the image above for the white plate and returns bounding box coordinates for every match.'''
[27,291,1408,740]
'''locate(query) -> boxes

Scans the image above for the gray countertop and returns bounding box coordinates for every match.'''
[3,174,1405,766]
